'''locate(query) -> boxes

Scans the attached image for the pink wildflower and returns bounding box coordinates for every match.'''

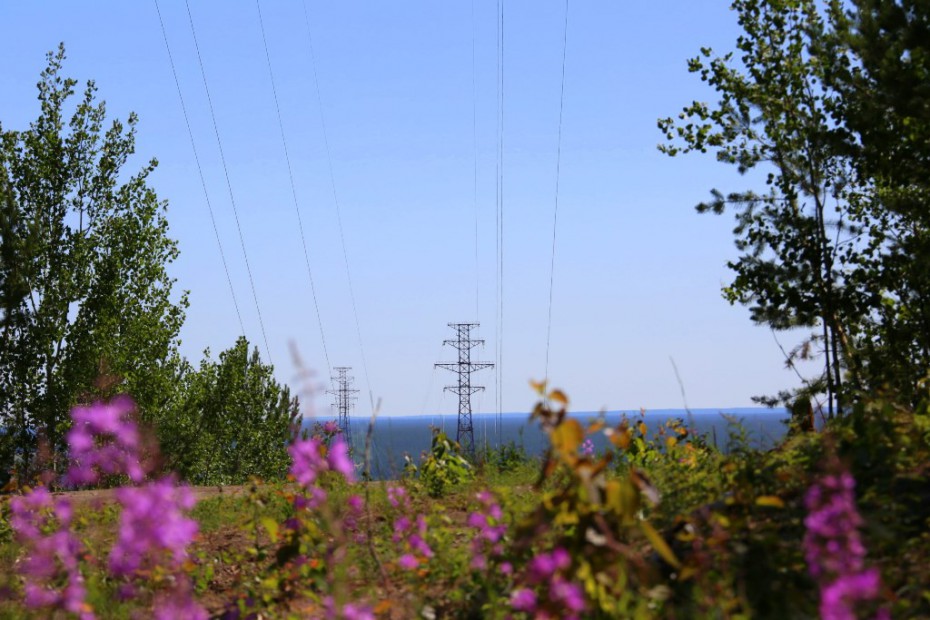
[511,546,585,619]
[387,485,407,508]
[10,487,91,618]
[323,596,375,620]
[327,437,355,482]
[289,437,327,488]
[510,588,537,612]
[804,468,886,620]
[341,603,376,620]
[289,436,355,488]
[343,494,366,543]
[153,582,208,620]
[467,490,507,571]
[66,396,144,485]
[580,438,595,457]
[387,485,432,570]
[109,477,198,576]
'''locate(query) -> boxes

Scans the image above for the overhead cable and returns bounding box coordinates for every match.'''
[300,1,375,413]
[153,0,246,340]
[254,0,333,381]
[184,0,274,364]
[545,0,570,381]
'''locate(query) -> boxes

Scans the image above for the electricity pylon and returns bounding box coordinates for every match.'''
[328,367,358,449]
[435,323,494,459]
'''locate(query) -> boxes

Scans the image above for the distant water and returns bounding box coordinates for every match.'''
[306,408,789,480]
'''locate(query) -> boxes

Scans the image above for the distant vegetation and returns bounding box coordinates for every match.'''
[1,0,930,617]
[0,45,296,486]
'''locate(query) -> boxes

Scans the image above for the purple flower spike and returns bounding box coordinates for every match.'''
[289,437,326,489]
[387,486,433,569]
[66,396,145,485]
[387,485,407,508]
[341,603,376,620]
[552,577,585,612]
[510,588,537,612]
[10,488,90,617]
[109,477,198,577]
[804,467,886,620]
[467,490,508,572]
[580,438,595,457]
[153,583,208,620]
[323,597,376,620]
[513,545,586,618]
[327,437,355,483]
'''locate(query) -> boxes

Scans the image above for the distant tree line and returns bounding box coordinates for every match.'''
[0,45,298,485]
[660,0,930,415]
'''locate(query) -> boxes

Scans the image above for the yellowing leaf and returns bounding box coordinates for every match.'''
[605,480,622,514]
[755,495,785,508]
[666,436,678,449]
[619,478,640,524]
[607,427,632,450]
[552,418,584,454]
[638,421,648,436]
[261,517,279,541]
[640,521,681,569]
[549,389,569,406]
[530,379,547,394]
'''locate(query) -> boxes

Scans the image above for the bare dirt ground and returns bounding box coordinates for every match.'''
[50,484,251,507]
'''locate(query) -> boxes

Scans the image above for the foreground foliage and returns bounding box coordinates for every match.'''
[2,383,928,619]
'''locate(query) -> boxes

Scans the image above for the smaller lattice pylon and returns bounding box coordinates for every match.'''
[328,367,358,449]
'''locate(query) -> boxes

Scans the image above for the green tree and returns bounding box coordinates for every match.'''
[658,0,873,416]
[162,337,300,485]
[822,0,930,402]
[0,45,188,473]
[658,0,930,413]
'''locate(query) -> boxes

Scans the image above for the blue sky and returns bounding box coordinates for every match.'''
[1,1,815,417]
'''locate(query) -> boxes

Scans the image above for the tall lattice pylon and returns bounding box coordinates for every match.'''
[435,323,494,459]
[328,367,358,450]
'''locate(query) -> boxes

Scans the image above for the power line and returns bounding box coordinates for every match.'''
[494,0,502,436]
[153,0,246,339]
[183,0,273,364]
[495,0,505,433]
[471,0,480,325]
[300,1,375,414]
[545,0,570,381]
[254,0,332,381]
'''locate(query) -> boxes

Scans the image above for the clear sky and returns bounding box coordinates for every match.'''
[1,1,814,417]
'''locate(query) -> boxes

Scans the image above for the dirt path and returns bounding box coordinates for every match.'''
[50,483,251,507]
